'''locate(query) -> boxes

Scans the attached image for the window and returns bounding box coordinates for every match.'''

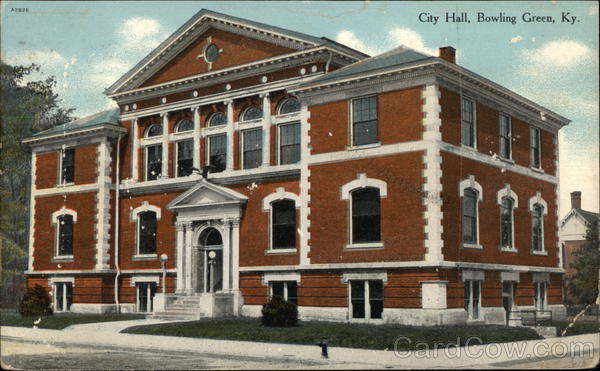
[352,96,378,146]
[59,148,74,185]
[499,114,512,159]
[500,197,514,249]
[464,280,481,320]
[350,280,383,319]
[208,134,227,173]
[278,98,301,115]
[204,43,220,63]
[145,144,162,180]
[138,211,157,255]
[532,204,544,252]
[176,119,194,132]
[462,188,478,244]
[271,200,296,249]
[279,122,300,165]
[242,129,262,169]
[534,282,547,310]
[351,188,381,244]
[241,106,263,121]
[146,124,163,137]
[208,112,226,127]
[54,282,73,312]
[56,214,73,256]
[461,98,475,147]
[137,281,157,312]
[531,127,541,168]
[176,140,193,177]
[269,281,298,305]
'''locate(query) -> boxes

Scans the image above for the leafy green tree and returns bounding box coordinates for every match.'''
[0,62,75,308]
[567,222,600,305]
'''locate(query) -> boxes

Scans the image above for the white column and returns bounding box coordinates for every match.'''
[175,222,185,293]
[192,107,201,171]
[161,112,169,178]
[226,100,234,171]
[261,93,271,167]
[184,222,194,294]
[222,219,231,292]
[131,118,139,181]
[231,218,241,291]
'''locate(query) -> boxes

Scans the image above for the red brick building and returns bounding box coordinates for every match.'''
[24,9,570,325]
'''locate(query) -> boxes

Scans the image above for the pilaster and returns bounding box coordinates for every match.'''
[175,222,185,293]
[192,107,201,171]
[161,112,169,178]
[184,221,194,294]
[261,93,271,167]
[94,138,112,271]
[131,118,139,181]
[225,100,234,171]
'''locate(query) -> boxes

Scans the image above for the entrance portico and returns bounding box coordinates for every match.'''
[167,179,246,297]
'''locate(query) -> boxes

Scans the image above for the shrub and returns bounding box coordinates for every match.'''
[261,296,298,327]
[19,284,53,316]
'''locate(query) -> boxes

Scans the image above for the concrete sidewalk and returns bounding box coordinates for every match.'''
[2,322,599,369]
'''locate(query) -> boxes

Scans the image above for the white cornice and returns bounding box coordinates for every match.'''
[23,125,127,147]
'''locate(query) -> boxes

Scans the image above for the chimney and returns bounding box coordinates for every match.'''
[571,191,582,210]
[438,46,456,64]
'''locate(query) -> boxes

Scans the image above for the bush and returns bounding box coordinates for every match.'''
[261,296,298,327]
[19,284,53,316]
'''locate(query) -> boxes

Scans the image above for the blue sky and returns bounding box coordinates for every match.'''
[2,1,598,216]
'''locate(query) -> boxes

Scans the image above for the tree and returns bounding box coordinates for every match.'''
[567,222,600,305]
[0,62,75,308]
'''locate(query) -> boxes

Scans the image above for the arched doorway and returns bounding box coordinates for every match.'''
[198,227,223,293]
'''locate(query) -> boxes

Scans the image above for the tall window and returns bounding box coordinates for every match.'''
[279,122,300,165]
[176,140,193,177]
[138,211,157,255]
[137,282,156,312]
[59,148,75,184]
[241,106,263,121]
[499,114,512,159]
[54,282,73,312]
[531,127,541,168]
[464,280,481,320]
[532,204,544,252]
[352,96,378,146]
[208,112,226,127]
[56,214,74,256]
[461,98,475,147]
[145,144,162,180]
[500,197,514,248]
[269,281,298,305]
[242,129,263,169]
[350,280,383,319]
[271,200,296,250]
[351,188,381,243]
[534,282,547,310]
[208,134,227,173]
[462,188,478,244]
[278,98,301,115]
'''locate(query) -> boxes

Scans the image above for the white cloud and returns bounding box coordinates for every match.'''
[335,30,381,56]
[388,27,436,55]
[510,35,523,44]
[3,49,66,67]
[89,58,131,87]
[521,40,593,75]
[119,17,164,52]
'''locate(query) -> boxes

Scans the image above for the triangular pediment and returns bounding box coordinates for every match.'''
[167,179,247,211]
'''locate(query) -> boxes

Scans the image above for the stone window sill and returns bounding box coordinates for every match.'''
[345,242,384,250]
[531,250,548,256]
[462,243,483,250]
[265,248,296,255]
[52,255,74,262]
[133,254,158,260]
[346,142,381,151]
[499,246,518,253]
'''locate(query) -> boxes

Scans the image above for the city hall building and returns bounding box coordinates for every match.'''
[24,9,570,325]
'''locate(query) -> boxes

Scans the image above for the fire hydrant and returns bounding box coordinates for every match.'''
[317,336,328,359]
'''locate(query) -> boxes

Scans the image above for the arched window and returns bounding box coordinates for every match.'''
[278,98,301,115]
[532,204,544,252]
[241,106,263,121]
[200,227,223,247]
[462,188,478,244]
[146,124,163,137]
[208,112,226,127]
[351,187,381,244]
[500,197,514,249]
[57,214,74,256]
[272,200,296,249]
[176,119,194,132]
[138,211,157,255]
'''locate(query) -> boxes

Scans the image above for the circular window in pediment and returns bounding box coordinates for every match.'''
[204,43,220,63]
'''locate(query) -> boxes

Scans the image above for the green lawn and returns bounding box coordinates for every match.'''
[555,320,600,337]
[0,310,145,329]
[123,318,542,351]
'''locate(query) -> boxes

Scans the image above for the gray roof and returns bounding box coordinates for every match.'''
[106,9,368,94]
[32,109,121,137]
[577,209,600,225]
[297,46,434,87]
